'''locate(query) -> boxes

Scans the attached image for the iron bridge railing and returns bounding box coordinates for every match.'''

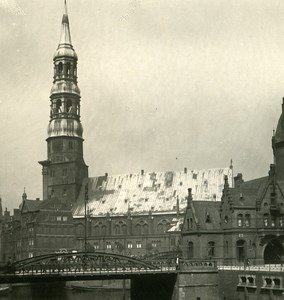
[2,252,178,277]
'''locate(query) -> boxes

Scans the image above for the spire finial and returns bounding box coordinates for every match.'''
[22,187,27,200]
[64,0,68,16]
[59,0,72,45]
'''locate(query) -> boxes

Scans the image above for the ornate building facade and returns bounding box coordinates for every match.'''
[181,100,284,264]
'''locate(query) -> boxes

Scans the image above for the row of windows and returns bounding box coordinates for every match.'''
[237,214,251,227]
[90,219,171,237]
[263,215,284,227]
[55,62,77,77]
[38,226,72,235]
[223,214,284,228]
[47,215,68,222]
[187,241,216,259]
[52,99,79,116]
[102,240,161,250]
[187,239,246,260]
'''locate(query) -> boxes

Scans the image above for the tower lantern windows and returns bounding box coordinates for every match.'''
[58,62,63,74]
[66,99,73,113]
[66,62,71,75]
[56,99,62,113]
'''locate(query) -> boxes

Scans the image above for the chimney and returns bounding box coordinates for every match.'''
[105,173,108,178]
[141,169,144,175]
[184,167,187,174]
[187,188,193,207]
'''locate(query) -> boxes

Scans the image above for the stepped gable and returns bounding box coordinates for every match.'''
[73,168,232,217]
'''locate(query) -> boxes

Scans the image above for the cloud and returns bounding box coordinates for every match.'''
[0,0,25,15]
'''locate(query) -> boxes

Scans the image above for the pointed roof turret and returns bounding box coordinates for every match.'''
[54,0,77,59]
[22,187,27,201]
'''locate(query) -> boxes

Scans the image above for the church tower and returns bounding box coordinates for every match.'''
[39,1,88,203]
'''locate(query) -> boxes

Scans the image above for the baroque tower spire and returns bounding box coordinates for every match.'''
[39,1,88,203]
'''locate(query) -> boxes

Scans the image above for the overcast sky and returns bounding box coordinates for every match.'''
[0,0,284,211]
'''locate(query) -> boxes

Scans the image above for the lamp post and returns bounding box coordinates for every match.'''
[84,183,88,253]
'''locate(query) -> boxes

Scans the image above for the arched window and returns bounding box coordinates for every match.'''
[245,214,250,227]
[122,224,127,235]
[66,99,73,113]
[225,241,229,257]
[264,214,269,227]
[58,62,63,74]
[208,241,215,257]
[56,99,62,113]
[101,225,107,236]
[188,241,194,259]
[94,225,100,236]
[237,214,243,227]
[136,224,141,235]
[77,224,84,237]
[157,223,163,233]
[114,225,120,235]
[142,223,148,235]
[66,62,71,75]
[157,219,171,233]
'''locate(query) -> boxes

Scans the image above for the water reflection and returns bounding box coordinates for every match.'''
[0,284,130,300]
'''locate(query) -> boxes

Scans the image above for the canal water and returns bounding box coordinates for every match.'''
[0,283,131,300]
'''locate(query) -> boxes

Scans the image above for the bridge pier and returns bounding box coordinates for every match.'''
[131,274,177,300]
[172,271,219,300]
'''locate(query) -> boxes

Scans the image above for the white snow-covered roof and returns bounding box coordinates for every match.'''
[73,168,232,217]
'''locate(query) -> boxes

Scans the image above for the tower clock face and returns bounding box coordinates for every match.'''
[53,140,63,152]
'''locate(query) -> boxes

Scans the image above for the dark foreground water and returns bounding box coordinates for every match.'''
[0,283,131,300]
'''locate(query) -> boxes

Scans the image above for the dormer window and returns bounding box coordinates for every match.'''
[205,212,211,223]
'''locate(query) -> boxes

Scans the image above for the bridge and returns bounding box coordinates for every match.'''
[0,252,219,300]
[0,251,179,283]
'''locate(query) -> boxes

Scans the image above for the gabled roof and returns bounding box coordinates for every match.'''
[73,168,232,217]
[20,199,41,214]
[39,197,70,211]
[228,176,269,207]
[192,201,221,230]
